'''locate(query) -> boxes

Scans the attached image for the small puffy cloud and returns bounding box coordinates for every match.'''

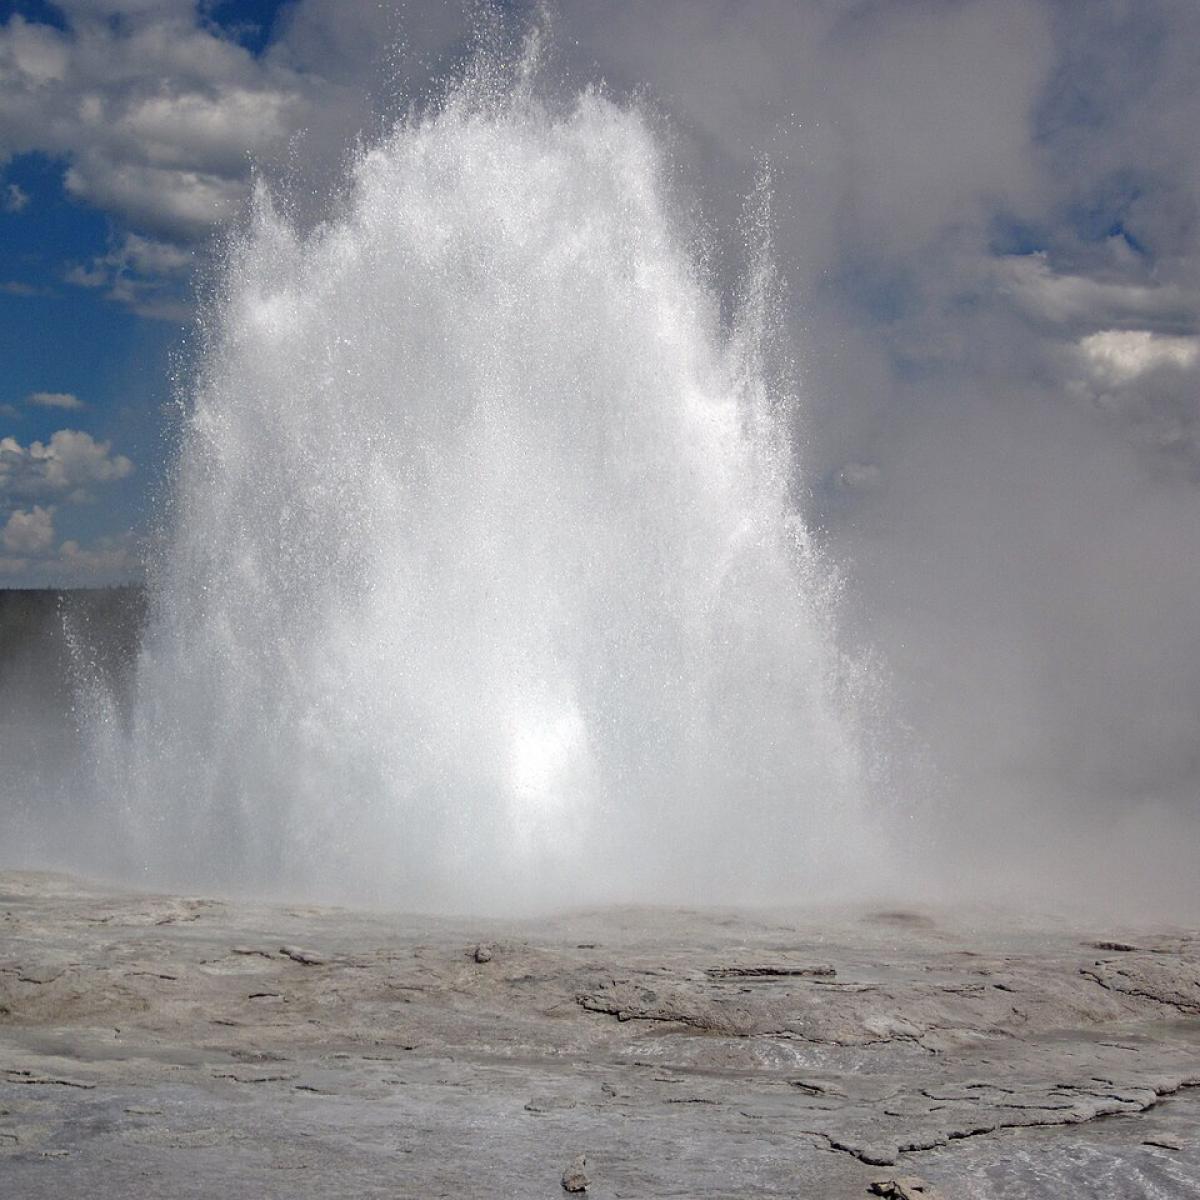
[1,504,54,553]
[0,528,139,585]
[63,262,106,289]
[3,182,29,212]
[56,532,138,580]
[995,254,1196,333]
[0,425,137,582]
[35,429,134,491]
[0,429,133,499]
[118,232,191,276]
[1067,329,1200,469]
[62,159,249,240]
[27,390,85,410]
[1079,330,1200,383]
[0,14,68,84]
[66,232,193,320]
[0,280,50,296]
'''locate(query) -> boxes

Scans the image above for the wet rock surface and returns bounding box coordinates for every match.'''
[0,871,1198,1197]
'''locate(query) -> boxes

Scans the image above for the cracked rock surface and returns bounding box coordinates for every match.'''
[1,870,1198,1197]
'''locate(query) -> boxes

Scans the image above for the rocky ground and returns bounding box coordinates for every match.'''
[1,870,1198,1197]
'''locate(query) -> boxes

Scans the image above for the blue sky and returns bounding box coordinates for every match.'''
[1,148,171,556]
[1,0,300,583]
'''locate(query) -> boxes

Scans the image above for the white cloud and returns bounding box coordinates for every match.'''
[0,429,139,583]
[0,528,139,584]
[996,253,1196,332]
[1066,329,1200,466]
[118,232,192,276]
[104,277,192,323]
[0,12,298,239]
[27,390,85,410]
[0,5,390,243]
[118,87,299,175]
[66,232,193,319]
[0,424,137,582]
[3,181,28,212]
[36,429,134,490]
[55,532,138,580]
[0,15,67,85]
[1,504,54,553]
[0,280,49,296]
[63,159,249,240]
[0,429,133,499]
[64,262,106,289]
[1079,330,1200,383]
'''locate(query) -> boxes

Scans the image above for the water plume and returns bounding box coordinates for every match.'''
[87,38,882,911]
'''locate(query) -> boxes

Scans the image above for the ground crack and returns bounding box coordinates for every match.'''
[806,1078,1200,1167]
[1079,967,1200,1014]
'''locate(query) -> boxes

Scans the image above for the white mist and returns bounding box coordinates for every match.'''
[91,45,880,911]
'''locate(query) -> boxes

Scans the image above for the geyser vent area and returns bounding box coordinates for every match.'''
[84,49,883,911]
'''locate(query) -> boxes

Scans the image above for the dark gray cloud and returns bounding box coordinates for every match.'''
[549,0,1200,905]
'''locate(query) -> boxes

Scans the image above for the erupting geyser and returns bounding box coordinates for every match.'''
[86,44,881,911]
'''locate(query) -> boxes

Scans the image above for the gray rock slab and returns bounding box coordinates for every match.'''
[1,870,1198,1197]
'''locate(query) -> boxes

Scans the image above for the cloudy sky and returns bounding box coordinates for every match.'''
[2,0,1198,891]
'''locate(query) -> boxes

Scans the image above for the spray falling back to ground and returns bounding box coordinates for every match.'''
[80,41,884,911]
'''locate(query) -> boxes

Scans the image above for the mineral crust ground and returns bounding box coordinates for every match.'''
[1,870,1198,1197]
